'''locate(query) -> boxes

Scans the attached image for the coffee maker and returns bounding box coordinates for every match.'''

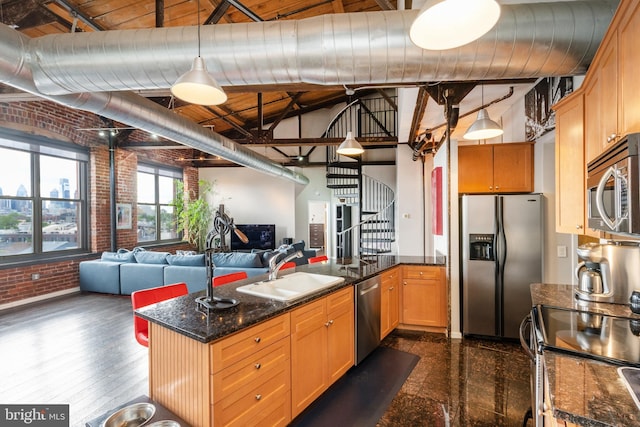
[575,241,640,304]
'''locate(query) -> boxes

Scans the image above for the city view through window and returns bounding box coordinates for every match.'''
[0,145,86,257]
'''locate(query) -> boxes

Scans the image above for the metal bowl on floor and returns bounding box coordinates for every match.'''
[102,402,156,427]
[147,421,180,427]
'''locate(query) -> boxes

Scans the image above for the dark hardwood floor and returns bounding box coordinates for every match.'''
[0,292,531,427]
[0,293,148,427]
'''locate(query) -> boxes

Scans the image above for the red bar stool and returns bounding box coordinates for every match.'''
[308,255,328,264]
[213,271,248,287]
[131,282,188,347]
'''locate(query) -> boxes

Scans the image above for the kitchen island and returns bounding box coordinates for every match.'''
[136,255,445,427]
[531,283,640,427]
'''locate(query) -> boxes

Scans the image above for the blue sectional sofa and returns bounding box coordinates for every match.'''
[79,241,317,295]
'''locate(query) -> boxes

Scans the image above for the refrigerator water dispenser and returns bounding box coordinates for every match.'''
[469,234,494,261]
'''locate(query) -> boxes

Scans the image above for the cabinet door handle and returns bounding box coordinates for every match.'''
[255,394,262,401]
[325,319,334,327]
[576,224,583,229]
[403,281,407,286]
[389,286,394,290]
[254,337,261,343]
[489,186,493,190]
[255,363,261,369]
[495,186,499,190]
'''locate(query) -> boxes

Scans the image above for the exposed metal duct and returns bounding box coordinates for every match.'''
[0,25,309,185]
[27,1,618,96]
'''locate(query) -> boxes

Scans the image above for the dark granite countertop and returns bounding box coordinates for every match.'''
[531,283,640,426]
[136,255,445,344]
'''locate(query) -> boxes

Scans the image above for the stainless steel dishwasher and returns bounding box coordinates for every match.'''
[355,275,381,365]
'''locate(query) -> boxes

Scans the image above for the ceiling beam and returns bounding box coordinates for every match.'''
[51,0,105,31]
[206,1,231,24]
[408,86,429,145]
[155,0,164,27]
[374,0,395,11]
[226,0,263,21]
[234,136,397,146]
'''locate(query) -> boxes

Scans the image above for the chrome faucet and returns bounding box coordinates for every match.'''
[267,250,303,281]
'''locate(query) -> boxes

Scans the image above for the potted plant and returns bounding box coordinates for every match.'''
[171,179,214,253]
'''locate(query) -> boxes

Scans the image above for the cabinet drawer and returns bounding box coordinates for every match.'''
[212,367,291,427]
[211,313,290,373]
[326,286,353,315]
[212,337,290,404]
[381,267,400,282]
[402,266,441,280]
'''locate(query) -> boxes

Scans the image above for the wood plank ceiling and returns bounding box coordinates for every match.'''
[0,0,403,164]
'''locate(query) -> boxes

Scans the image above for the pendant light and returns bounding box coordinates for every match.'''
[409,0,501,50]
[171,0,227,105]
[336,131,364,155]
[464,85,504,140]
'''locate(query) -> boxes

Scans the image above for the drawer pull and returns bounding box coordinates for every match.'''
[389,286,394,290]
[255,363,261,369]
[254,337,261,343]
[255,394,262,401]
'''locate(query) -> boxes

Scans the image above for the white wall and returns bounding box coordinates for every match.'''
[199,167,297,246]
[395,144,429,256]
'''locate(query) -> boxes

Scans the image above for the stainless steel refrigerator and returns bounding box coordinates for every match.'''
[461,194,543,339]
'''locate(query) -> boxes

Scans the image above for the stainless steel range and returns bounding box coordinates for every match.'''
[521,305,640,426]
[533,305,640,366]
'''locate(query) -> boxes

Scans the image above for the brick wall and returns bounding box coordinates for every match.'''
[0,101,201,307]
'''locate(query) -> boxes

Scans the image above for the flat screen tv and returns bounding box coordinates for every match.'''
[231,224,276,251]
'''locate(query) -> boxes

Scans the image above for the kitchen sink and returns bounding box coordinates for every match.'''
[235,272,345,302]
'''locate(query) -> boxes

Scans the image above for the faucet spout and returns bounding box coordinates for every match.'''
[268,250,303,281]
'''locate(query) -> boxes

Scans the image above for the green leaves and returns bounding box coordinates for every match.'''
[171,179,214,252]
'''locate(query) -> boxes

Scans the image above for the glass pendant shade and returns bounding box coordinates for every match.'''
[410,0,501,50]
[463,108,504,140]
[336,131,364,155]
[171,56,227,105]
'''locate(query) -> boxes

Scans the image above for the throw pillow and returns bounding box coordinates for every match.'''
[101,250,136,263]
[212,252,263,268]
[134,251,170,264]
[166,254,206,266]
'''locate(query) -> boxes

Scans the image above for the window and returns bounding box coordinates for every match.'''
[0,130,88,261]
[137,164,182,244]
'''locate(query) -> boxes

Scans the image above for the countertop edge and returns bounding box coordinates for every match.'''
[137,256,445,344]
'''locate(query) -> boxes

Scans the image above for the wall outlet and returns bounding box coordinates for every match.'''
[31,273,40,280]
[557,245,568,258]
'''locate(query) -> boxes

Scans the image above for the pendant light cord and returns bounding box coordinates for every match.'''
[197,0,201,57]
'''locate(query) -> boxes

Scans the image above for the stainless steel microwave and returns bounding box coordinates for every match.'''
[587,133,640,235]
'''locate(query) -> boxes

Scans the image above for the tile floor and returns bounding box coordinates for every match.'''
[378,330,533,427]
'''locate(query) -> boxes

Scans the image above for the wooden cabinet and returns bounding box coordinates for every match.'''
[583,0,640,164]
[290,286,354,417]
[211,315,291,427]
[308,223,324,248]
[458,142,534,193]
[618,0,640,138]
[553,93,587,234]
[400,266,446,328]
[380,267,400,339]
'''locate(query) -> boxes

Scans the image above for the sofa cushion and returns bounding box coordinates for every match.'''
[134,251,170,264]
[212,252,263,268]
[101,250,136,263]
[166,253,205,266]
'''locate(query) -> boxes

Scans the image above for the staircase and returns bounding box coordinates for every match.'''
[324,97,396,261]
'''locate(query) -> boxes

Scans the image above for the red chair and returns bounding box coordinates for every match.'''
[281,261,296,270]
[308,255,328,264]
[131,283,188,347]
[213,271,248,287]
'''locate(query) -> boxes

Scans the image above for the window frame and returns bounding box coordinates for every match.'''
[136,162,182,245]
[0,128,89,264]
